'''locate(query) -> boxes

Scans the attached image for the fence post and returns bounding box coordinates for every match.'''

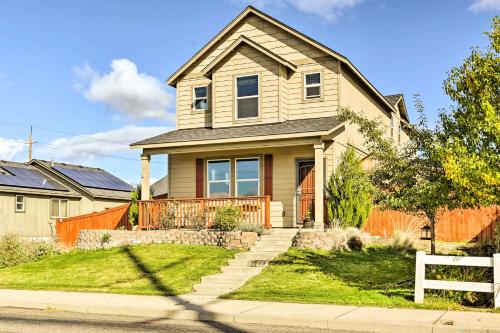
[415,251,426,303]
[265,196,271,230]
[494,253,500,309]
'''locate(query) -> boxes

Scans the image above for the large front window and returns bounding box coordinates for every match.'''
[236,158,259,196]
[207,160,230,197]
[236,75,258,119]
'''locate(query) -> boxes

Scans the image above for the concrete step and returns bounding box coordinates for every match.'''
[221,265,264,274]
[193,283,242,294]
[256,239,292,246]
[228,258,270,267]
[250,245,290,252]
[234,251,280,260]
[201,273,256,284]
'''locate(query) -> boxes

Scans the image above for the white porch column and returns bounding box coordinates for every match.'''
[314,143,324,229]
[141,153,151,201]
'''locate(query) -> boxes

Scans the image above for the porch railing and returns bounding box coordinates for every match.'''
[138,196,271,230]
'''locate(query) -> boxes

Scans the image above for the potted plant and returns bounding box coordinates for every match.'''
[303,209,314,228]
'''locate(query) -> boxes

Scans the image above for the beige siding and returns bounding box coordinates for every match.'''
[212,44,280,128]
[168,145,315,227]
[0,193,79,238]
[177,78,213,129]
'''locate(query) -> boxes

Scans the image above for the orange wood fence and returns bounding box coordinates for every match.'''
[138,196,271,230]
[56,203,131,247]
[363,206,499,242]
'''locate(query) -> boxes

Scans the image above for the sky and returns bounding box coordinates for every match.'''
[0,0,498,184]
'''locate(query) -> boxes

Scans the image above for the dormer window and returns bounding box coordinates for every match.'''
[235,74,259,119]
[304,72,321,99]
[193,86,208,111]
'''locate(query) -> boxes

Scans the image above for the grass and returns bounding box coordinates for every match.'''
[0,243,239,296]
[223,246,497,311]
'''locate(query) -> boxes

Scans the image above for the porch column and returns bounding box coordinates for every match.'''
[314,143,324,229]
[140,153,151,201]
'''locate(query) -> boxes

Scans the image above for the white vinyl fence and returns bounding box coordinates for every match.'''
[414,251,500,308]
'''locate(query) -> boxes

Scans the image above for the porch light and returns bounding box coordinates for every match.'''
[420,225,431,240]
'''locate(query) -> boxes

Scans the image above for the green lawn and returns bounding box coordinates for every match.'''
[223,247,495,311]
[0,243,239,296]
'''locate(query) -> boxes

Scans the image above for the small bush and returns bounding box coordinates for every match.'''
[326,226,349,251]
[0,235,61,268]
[238,224,265,236]
[345,227,372,251]
[100,233,111,247]
[213,203,243,231]
[157,206,176,230]
[190,209,207,231]
[389,218,421,253]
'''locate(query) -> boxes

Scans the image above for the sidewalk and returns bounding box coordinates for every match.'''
[0,289,499,333]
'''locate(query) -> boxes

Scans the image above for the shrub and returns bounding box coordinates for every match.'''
[238,224,265,236]
[326,225,350,251]
[213,203,243,231]
[0,235,61,268]
[100,233,111,247]
[190,209,207,231]
[345,227,372,251]
[326,147,374,228]
[157,205,176,230]
[389,219,420,253]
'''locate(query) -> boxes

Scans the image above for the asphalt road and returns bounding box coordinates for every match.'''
[0,307,360,333]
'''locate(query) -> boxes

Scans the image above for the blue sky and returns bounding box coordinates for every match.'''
[0,0,498,184]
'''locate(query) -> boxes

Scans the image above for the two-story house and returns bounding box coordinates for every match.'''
[131,6,409,229]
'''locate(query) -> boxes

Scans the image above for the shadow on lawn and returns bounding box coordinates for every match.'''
[272,248,415,301]
[122,246,250,333]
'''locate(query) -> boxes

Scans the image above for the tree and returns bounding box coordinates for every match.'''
[128,184,151,226]
[439,17,500,206]
[339,98,461,254]
[326,146,373,228]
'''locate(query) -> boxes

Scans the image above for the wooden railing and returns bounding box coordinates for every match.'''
[138,196,271,230]
[56,203,131,247]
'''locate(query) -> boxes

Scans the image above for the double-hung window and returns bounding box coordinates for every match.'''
[193,86,208,111]
[235,75,259,119]
[390,115,394,139]
[207,160,230,197]
[398,122,402,144]
[51,198,68,218]
[15,195,25,213]
[304,72,321,99]
[236,158,259,196]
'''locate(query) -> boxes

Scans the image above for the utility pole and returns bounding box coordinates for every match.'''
[26,126,36,161]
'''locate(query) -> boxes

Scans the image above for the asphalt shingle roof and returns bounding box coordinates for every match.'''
[384,94,403,106]
[131,116,341,146]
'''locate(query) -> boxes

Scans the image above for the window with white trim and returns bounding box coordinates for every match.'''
[236,158,259,196]
[15,195,25,213]
[50,198,68,218]
[235,75,259,119]
[304,72,321,99]
[390,114,394,139]
[207,160,230,197]
[193,86,208,110]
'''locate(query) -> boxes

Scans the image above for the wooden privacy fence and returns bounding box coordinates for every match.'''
[56,203,131,247]
[363,206,499,242]
[414,251,500,308]
[138,196,271,230]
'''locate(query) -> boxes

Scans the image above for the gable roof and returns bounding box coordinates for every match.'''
[168,6,397,114]
[131,116,341,148]
[151,175,169,197]
[384,94,409,122]
[29,160,132,200]
[202,35,297,76]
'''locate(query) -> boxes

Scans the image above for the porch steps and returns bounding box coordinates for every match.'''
[188,228,298,298]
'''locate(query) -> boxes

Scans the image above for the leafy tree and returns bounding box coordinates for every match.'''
[339,98,461,254]
[326,146,374,228]
[128,184,151,226]
[439,17,500,206]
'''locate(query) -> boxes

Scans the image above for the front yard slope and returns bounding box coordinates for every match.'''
[0,244,239,296]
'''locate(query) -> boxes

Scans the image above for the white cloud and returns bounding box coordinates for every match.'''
[236,0,364,22]
[468,0,500,12]
[74,59,175,121]
[0,138,26,161]
[39,125,171,164]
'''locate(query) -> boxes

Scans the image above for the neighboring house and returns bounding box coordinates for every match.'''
[151,176,169,199]
[0,160,132,239]
[131,6,409,228]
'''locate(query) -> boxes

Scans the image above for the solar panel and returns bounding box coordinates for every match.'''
[53,166,132,192]
[0,166,67,191]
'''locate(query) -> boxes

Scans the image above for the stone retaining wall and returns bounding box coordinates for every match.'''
[292,229,341,250]
[76,229,259,250]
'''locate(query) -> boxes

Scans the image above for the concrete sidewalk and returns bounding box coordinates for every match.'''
[0,289,499,333]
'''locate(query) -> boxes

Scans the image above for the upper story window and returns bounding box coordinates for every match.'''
[193,86,208,111]
[15,195,25,213]
[398,122,402,144]
[236,158,259,196]
[235,75,259,119]
[207,160,230,198]
[390,114,394,139]
[51,198,68,218]
[304,72,321,99]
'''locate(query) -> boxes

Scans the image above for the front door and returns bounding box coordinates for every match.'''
[297,160,315,224]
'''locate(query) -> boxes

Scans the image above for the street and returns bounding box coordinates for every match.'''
[0,307,358,333]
